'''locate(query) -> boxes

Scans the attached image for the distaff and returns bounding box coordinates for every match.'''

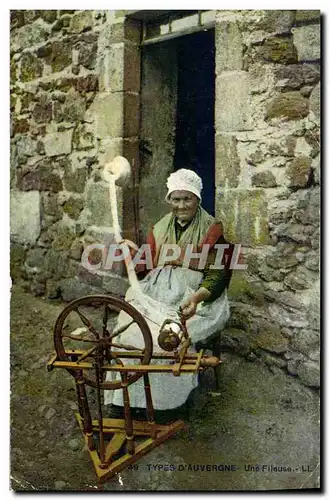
[103,156,141,293]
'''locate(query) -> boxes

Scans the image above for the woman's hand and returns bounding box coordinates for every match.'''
[180,299,197,320]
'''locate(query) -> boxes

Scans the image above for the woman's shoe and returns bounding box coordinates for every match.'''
[108,405,147,421]
[155,404,188,425]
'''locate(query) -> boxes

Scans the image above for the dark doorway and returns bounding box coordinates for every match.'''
[173,29,215,216]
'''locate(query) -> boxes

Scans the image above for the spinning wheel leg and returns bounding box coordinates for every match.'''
[144,373,156,438]
[121,372,135,455]
[94,353,106,466]
[75,370,95,451]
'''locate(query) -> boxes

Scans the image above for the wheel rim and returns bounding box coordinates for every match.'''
[53,295,153,390]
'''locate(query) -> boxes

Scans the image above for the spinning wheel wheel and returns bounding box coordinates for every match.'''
[53,295,153,390]
[47,156,223,484]
[48,293,221,484]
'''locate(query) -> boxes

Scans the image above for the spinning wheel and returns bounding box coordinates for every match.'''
[53,295,153,390]
[47,157,222,485]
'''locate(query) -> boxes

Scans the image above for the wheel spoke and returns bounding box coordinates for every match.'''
[62,334,98,343]
[75,308,100,339]
[110,341,144,351]
[102,305,111,337]
[77,345,98,362]
[109,319,135,340]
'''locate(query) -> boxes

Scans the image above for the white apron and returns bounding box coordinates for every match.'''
[104,266,230,410]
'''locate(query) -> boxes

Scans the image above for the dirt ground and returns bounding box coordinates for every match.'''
[10,284,320,492]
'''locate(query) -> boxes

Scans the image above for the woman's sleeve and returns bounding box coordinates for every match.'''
[199,266,232,303]
[199,237,235,303]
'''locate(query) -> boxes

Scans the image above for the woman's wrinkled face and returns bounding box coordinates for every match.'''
[169,190,199,222]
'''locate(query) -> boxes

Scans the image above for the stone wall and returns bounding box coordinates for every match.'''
[10,10,140,301]
[215,10,320,388]
[10,10,320,389]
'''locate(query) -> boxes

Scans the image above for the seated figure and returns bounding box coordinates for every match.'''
[104,168,236,421]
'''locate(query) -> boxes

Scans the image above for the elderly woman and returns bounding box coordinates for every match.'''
[105,169,233,420]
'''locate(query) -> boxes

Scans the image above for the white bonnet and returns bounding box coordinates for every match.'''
[165,169,203,202]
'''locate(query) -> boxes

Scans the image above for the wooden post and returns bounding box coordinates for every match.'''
[121,371,135,455]
[75,370,95,451]
[143,373,156,439]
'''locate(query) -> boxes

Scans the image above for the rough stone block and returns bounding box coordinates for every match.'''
[51,222,76,251]
[41,249,75,280]
[201,10,216,25]
[114,10,127,18]
[265,243,299,270]
[63,196,84,219]
[216,72,252,131]
[99,44,124,92]
[266,92,309,121]
[284,267,315,291]
[38,40,72,73]
[260,10,295,33]
[10,57,18,85]
[51,14,72,33]
[23,10,40,24]
[257,36,298,64]
[44,129,73,157]
[98,138,123,165]
[85,181,113,227]
[227,272,266,306]
[252,171,277,188]
[309,82,320,120]
[304,250,319,272]
[107,18,141,45]
[41,192,62,218]
[10,20,50,53]
[216,188,270,246]
[294,186,320,226]
[274,63,320,92]
[16,136,38,157]
[295,10,320,23]
[68,10,93,33]
[25,248,47,273]
[292,25,320,61]
[215,134,240,188]
[72,123,95,151]
[286,156,312,189]
[17,163,63,193]
[38,10,58,23]
[10,243,27,280]
[59,277,104,302]
[10,11,25,29]
[297,360,320,388]
[215,21,243,73]
[32,94,53,123]
[63,163,88,193]
[11,190,41,245]
[69,239,84,261]
[74,74,99,93]
[78,41,97,70]
[19,51,43,82]
[268,302,309,329]
[225,308,288,354]
[312,153,320,184]
[102,273,129,297]
[86,93,124,139]
[56,90,86,123]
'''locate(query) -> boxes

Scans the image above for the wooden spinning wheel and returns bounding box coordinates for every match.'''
[53,295,153,390]
[48,293,221,484]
